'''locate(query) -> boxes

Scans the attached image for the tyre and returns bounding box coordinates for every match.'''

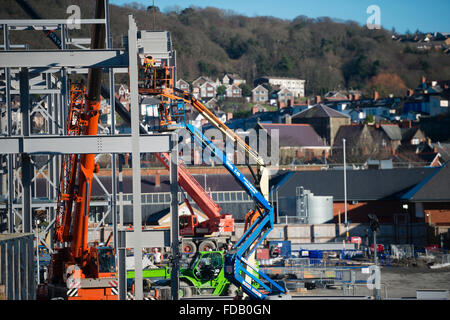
[198,240,216,252]
[182,240,197,256]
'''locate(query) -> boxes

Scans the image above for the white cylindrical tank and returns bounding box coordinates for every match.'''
[307,195,333,224]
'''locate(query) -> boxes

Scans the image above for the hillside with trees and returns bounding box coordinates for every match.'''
[1,0,449,97]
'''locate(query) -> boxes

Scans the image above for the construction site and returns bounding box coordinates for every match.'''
[0,0,449,303]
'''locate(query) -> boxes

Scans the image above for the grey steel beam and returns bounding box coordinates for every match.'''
[124,229,170,248]
[117,230,126,300]
[0,19,106,27]
[0,50,128,68]
[0,135,171,154]
[170,133,179,300]
[20,68,32,234]
[128,14,143,301]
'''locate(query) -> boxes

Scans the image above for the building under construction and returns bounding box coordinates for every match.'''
[1,0,449,303]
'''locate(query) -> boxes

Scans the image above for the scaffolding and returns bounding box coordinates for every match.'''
[0,5,177,300]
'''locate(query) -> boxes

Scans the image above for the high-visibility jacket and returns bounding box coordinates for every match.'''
[143,57,155,72]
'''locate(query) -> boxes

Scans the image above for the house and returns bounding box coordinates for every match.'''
[379,124,403,153]
[175,79,190,92]
[115,84,130,105]
[256,123,330,165]
[252,85,269,103]
[198,81,216,99]
[254,76,306,98]
[192,76,215,99]
[276,88,294,108]
[291,104,351,146]
[225,84,242,98]
[204,98,218,109]
[222,73,246,87]
[404,77,450,116]
[332,124,393,163]
[324,91,349,102]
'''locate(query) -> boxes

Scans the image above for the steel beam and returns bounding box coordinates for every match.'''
[128,15,143,301]
[0,135,171,154]
[0,50,128,68]
[170,133,179,300]
[0,19,106,27]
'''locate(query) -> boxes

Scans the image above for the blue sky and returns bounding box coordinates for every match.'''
[110,0,450,33]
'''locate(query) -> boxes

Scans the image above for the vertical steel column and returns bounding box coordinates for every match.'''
[118,155,124,226]
[47,73,56,248]
[20,68,32,233]
[128,15,143,300]
[106,0,118,253]
[118,230,126,300]
[4,24,14,233]
[170,133,179,300]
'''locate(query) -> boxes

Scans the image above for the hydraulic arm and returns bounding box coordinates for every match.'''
[180,123,288,299]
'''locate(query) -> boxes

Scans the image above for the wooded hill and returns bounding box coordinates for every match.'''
[1,0,449,97]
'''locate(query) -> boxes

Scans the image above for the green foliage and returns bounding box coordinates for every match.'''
[364,114,375,124]
[5,1,449,94]
[239,83,252,97]
[216,85,227,96]
[198,60,217,76]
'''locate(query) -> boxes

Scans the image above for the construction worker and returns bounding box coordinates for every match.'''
[158,102,175,128]
[143,55,155,88]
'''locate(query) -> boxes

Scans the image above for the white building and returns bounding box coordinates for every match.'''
[255,77,306,98]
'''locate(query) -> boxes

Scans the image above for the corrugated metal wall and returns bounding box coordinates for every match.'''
[0,233,35,300]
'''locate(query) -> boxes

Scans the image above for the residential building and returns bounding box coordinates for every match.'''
[252,85,269,103]
[225,84,242,98]
[192,76,215,99]
[254,76,306,98]
[198,81,216,99]
[291,104,351,146]
[276,88,294,108]
[256,123,330,165]
[222,73,246,87]
[332,124,392,163]
[175,79,190,92]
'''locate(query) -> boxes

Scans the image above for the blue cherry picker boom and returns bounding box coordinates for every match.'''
[142,80,291,298]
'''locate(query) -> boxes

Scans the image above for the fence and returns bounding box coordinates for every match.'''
[0,233,36,300]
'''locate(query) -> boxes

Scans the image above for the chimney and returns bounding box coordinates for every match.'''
[316,95,321,103]
[155,172,160,188]
[401,120,412,128]
[374,91,379,101]
[227,112,233,121]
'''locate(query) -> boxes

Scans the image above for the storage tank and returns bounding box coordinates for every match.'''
[307,195,334,224]
[296,187,333,224]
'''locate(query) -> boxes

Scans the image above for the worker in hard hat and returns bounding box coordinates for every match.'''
[143,55,155,88]
[157,101,175,128]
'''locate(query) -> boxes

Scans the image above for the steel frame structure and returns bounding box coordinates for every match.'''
[0,4,176,300]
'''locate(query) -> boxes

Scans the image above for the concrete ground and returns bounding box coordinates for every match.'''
[294,265,450,299]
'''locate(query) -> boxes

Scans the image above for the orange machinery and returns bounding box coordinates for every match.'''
[41,0,118,300]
